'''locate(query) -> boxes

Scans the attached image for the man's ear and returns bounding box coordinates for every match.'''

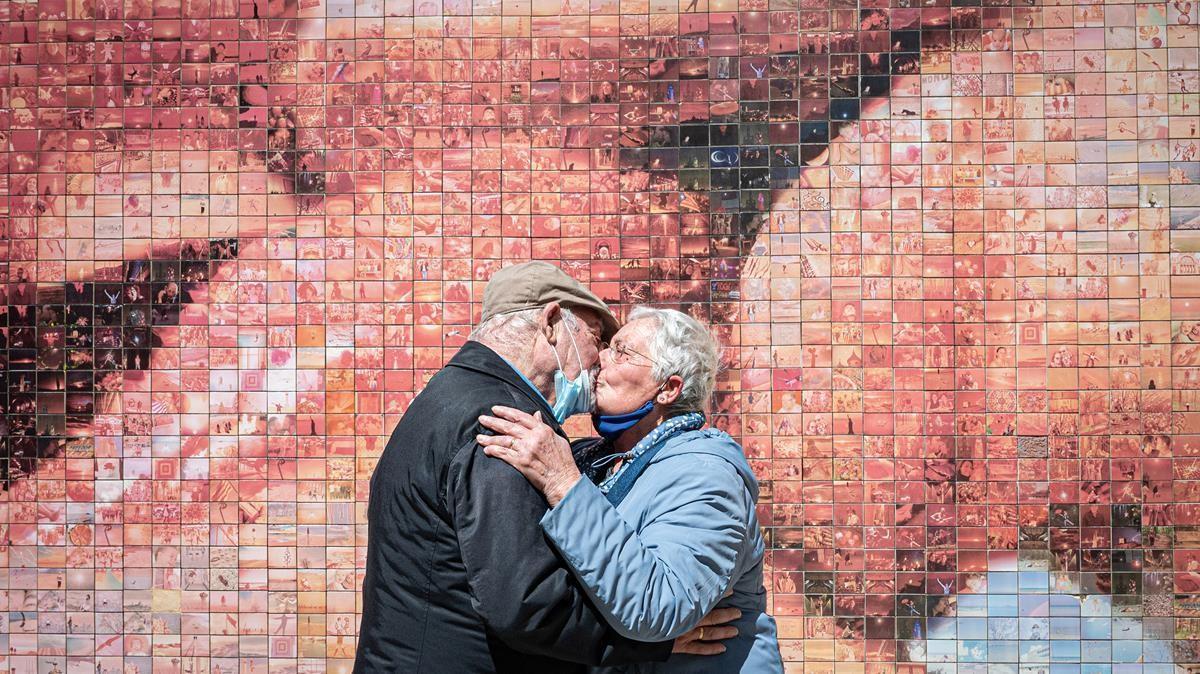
[540,302,561,345]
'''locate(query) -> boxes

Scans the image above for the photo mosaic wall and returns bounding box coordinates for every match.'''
[3,0,1200,670]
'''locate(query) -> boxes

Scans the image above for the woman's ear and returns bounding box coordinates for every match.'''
[660,375,685,404]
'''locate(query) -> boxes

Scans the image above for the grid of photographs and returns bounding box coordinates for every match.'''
[2,0,1200,671]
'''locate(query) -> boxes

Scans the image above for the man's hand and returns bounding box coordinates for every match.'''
[671,607,741,656]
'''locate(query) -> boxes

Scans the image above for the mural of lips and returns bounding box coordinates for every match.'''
[3,0,1200,671]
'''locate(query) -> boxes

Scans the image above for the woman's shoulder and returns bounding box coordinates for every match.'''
[636,444,759,518]
[652,428,758,489]
[664,427,744,459]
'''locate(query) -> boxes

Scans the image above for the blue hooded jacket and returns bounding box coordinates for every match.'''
[541,427,784,673]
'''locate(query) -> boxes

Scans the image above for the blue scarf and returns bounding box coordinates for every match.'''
[591,399,656,441]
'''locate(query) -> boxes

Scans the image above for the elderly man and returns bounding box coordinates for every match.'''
[355,261,737,673]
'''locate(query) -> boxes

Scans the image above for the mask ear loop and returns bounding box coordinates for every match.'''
[564,315,592,406]
[548,316,567,372]
[590,451,631,471]
[564,316,586,379]
[552,313,585,376]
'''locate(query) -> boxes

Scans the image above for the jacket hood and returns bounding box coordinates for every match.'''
[650,427,760,501]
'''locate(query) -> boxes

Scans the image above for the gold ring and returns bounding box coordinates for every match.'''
[698,627,705,640]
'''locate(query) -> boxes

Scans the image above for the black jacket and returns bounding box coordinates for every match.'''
[354,341,673,672]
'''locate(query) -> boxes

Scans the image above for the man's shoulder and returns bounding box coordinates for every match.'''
[416,364,535,418]
[418,361,508,401]
[426,348,555,413]
[389,363,539,455]
[376,367,496,455]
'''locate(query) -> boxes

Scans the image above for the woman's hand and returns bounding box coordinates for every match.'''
[477,406,582,507]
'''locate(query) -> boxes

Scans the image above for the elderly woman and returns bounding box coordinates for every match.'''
[477,307,783,673]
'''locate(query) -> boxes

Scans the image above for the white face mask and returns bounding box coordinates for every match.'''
[550,319,593,423]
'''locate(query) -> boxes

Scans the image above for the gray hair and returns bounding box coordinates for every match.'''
[628,306,720,417]
[470,305,580,344]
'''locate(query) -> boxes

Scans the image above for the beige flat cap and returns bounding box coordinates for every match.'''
[480,261,619,342]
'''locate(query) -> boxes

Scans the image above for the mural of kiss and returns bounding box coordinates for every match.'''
[3,0,1200,671]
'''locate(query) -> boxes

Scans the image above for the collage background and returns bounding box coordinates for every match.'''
[3,0,1200,671]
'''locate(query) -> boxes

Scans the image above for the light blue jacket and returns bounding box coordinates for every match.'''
[540,428,784,673]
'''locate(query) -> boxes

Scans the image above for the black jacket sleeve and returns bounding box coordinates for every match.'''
[446,439,674,666]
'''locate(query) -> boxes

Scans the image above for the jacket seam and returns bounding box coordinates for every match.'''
[647,451,748,488]
[412,515,442,672]
[442,434,500,662]
[440,436,480,517]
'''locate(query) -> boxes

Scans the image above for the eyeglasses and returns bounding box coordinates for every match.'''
[606,341,658,366]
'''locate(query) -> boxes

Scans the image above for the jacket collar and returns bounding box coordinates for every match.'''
[446,340,561,431]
